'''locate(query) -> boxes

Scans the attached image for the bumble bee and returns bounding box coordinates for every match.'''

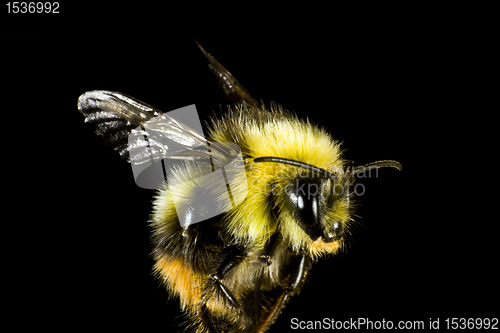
[77,41,402,333]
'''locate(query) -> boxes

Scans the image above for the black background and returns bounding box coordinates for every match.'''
[3,9,496,332]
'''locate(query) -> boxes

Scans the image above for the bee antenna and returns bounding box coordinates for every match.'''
[350,160,403,176]
[253,157,335,179]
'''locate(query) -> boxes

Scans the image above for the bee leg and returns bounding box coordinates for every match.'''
[198,244,247,332]
[259,232,280,266]
[203,243,247,309]
[255,254,311,332]
[284,254,311,295]
[200,303,222,333]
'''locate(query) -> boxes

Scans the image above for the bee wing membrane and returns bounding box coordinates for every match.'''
[78,90,161,123]
[194,40,259,107]
[78,90,234,164]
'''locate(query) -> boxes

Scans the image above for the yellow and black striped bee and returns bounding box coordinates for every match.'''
[77,41,401,333]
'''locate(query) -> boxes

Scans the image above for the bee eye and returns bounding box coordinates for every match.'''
[295,183,319,228]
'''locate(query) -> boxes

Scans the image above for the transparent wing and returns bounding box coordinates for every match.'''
[78,90,236,164]
[195,40,259,107]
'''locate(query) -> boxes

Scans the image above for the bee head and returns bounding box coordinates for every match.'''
[253,157,401,258]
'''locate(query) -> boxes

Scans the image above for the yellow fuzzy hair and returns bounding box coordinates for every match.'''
[149,102,355,332]
[153,256,236,317]
[207,103,353,259]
